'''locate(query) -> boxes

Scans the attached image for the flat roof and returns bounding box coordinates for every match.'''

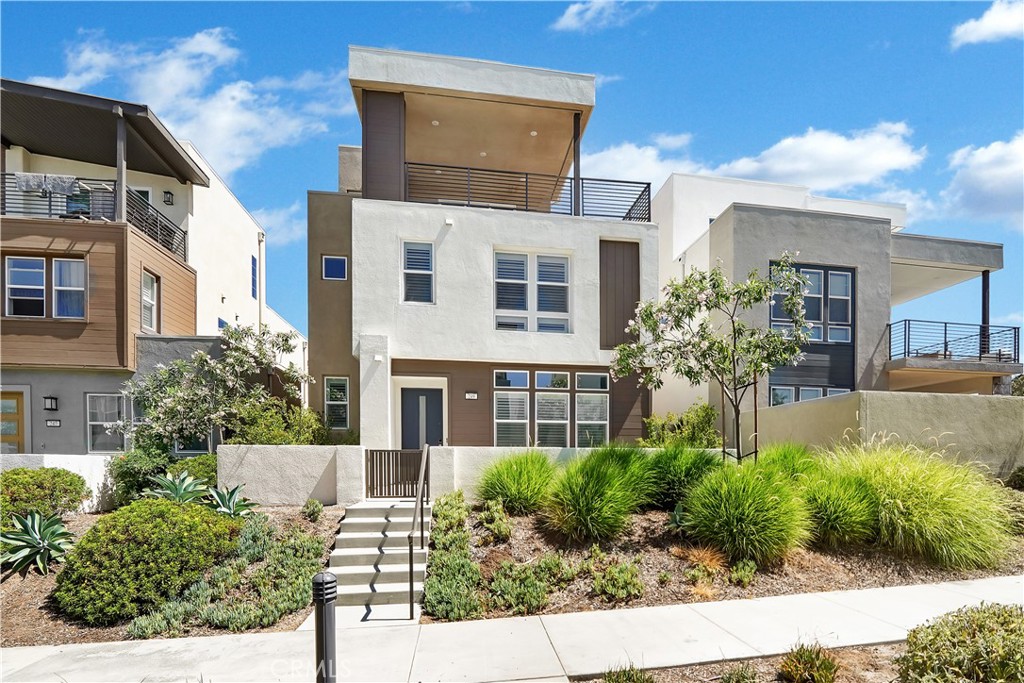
[1,79,209,186]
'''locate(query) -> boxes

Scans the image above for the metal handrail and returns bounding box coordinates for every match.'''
[889,319,1020,363]
[407,443,430,620]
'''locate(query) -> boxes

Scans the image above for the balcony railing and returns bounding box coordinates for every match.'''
[404,162,651,222]
[889,319,1020,363]
[1,173,187,261]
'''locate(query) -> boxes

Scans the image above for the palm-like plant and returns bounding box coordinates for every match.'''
[205,484,258,518]
[143,472,210,503]
[1,512,75,575]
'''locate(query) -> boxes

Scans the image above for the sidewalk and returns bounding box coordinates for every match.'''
[3,575,1021,682]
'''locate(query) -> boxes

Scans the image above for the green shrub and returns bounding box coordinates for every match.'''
[758,442,819,483]
[143,472,209,503]
[720,663,758,683]
[650,446,723,510]
[432,490,469,532]
[166,453,217,486]
[657,571,671,586]
[728,559,757,587]
[226,398,330,445]
[640,401,722,449]
[423,490,483,621]
[604,665,655,683]
[593,560,643,602]
[206,484,259,518]
[110,449,172,507]
[477,451,556,515]
[803,473,877,548]
[535,552,578,587]
[0,467,91,524]
[1004,465,1024,491]
[479,500,511,543]
[237,513,274,563]
[895,603,1023,682]
[0,512,74,575]
[682,464,811,564]
[301,498,324,523]
[779,642,838,683]
[833,442,1011,569]
[53,499,240,624]
[488,561,549,615]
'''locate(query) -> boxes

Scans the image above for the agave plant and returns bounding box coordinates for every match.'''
[205,484,259,518]
[143,472,210,503]
[1,512,75,575]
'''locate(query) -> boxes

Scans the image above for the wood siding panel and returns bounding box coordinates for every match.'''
[391,359,649,446]
[0,218,127,368]
[769,344,856,389]
[361,91,405,201]
[600,240,640,350]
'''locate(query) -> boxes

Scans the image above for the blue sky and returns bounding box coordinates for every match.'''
[2,1,1021,337]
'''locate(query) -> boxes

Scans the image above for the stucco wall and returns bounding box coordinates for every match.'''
[1,454,114,511]
[218,444,366,507]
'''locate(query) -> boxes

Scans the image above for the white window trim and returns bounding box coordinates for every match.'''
[402,241,435,305]
[799,387,824,401]
[494,390,529,447]
[494,251,571,333]
[827,388,851,396]
[800,268,824,323]
[141,270,159,332]
[130,186,153,203]
[575,372,610,391]
[52,258,86,320]
[769,386,795,406]
[324,376,350,430]
[536,255,570,330]
[534,371,570,391]
[575,393,609,447]
[5,256,46,318]
[535,392,569,448]
[827,326,852,343]
[493,369,530,389]
[321,255,348,281]
[86,393,125,454]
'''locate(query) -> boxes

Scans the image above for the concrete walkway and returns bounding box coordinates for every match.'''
[3,575,1021,683]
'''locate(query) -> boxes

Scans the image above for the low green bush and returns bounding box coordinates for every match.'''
[488,561,549,615]
[301,498,324,523]
[423,491,483,621]
[166,453,217,486]
[479,500,511,543]
[720,663,758,683]
[477,451,556,515]
[592,560,643,603]
[535,552,577,587]
[236,513,274,563]
[53,499,240,625]
[779,642,839,683]
[895,603,1023,682]
[640,401,722,449]
[728,559,757,588]
[803,473,877,548]
[604,665,655,683]
[650,446,722,510]
[758,442,820,483]
[0,467,91,523]
[110,449,172,508]
[226,398,330,446]
[682,464,811,564]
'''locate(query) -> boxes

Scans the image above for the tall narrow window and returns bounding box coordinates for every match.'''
[828,271,852,343]
[53,259,86,319]
[141,271,159,332]
[251,256,258,300]
[575,394,609,446]
[403,242,434,303]
[5,257,45,317]
[494,392,529,446]
[801,269,824,341]
[536,256,569,333]
[536,393,569,447]
[87,393,125,452]
[324,377,349,429]
[495,252,527,318]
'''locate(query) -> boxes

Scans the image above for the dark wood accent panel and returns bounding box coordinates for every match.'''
[391,359,649,446]
[361,90,405,202]
[769,344,855,389]
[600,240,640,350]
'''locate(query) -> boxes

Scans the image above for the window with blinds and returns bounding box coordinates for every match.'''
[494,251,570,333]
[403,242,434,303]
[494,391,529,446]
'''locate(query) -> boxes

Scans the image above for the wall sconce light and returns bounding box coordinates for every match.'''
[43,396,59,411]
[373,354,384,363]
[163,191,174,206]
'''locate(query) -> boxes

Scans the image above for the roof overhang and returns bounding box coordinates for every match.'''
[890,233,1003,305]
[1,79,209,187]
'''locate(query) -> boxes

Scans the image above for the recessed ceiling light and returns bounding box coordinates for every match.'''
[530,130,538,137]
[431,120,440,126]
[479,151,487,157]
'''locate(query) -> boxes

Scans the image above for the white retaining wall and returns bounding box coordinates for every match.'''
[0,454,114,512]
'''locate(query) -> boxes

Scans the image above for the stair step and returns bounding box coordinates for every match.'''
[336,581,424,606]
[330,547,427,567]
[335,531,424,549]
[344,502,432,519]
[329,564,427,585]
[340,517,432,533]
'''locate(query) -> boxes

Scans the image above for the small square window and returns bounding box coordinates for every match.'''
[576,373,609,391]
[828,326,851,343]
[322,256,348,281]
[770,386,794,406]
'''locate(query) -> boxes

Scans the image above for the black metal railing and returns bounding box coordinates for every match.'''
[408,444,430,620]
[1,173,187,261]
[404,162,651,222]
[889,319,1020,363]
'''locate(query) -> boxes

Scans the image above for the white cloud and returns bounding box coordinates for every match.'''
[951,0,1024,49]
[581,141,703,184]
[652,132,692,150]
[941,131,1024,229]
[551,1,653,33]
[594,73,623,89]
[869,186,937,225]
[252,201,306,246]
[993,311,1023,326]
[27,28,354,179]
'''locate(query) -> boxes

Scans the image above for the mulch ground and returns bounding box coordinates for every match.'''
[0,504,343,647]
[454,509,1024,619]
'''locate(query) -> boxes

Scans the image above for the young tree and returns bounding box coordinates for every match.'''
[116,324,312,452]
[611,252,809,461]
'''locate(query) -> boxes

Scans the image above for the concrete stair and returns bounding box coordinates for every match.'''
[328,501,432,607]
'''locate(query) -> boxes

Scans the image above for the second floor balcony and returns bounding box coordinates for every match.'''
[889,319,1020,364]
[1,173,188,261]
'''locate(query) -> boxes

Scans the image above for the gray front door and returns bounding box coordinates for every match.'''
[401,388,443,449]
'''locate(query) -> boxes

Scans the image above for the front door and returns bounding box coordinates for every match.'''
[1,392,26,454]
[401,388,443,449]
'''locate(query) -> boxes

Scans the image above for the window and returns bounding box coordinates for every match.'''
[827,388,850,397]
[536,393,569,447]
[535,372,569,390]
[251,256,258,299]
[576,373,609,391]
[494,251,570,333]
[770,263,854,345]
[576,394,609,446]
[175,434,208,454]
[218,318,228,330]
[828,271,851,342]
[87,394,124,453]
[799,387,824,402]
[772,385,850,405]
[322,256,348,281]
[324,377,349,430]
[141,271,159,332]
[403,242,434,303]
[5,257,45,317]
[770,386,795,406]
[494,370,529,389]
[494,392,529,446]
[52,259,86,319]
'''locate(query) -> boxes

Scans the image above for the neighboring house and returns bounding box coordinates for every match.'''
[308,47,658,449]
[654,174,1020,445]
[0,79,306,460]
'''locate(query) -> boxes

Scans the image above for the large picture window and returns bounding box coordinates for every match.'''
[324,377,349,430]
[771,263,854,345]
[87,393,125,453]
[494,251,570,333]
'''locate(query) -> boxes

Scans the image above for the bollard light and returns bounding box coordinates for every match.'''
[312,571,337,683]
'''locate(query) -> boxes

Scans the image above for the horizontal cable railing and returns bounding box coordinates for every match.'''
[889,319,1020,363]
[1,173,187,261]
[404,162,651,222]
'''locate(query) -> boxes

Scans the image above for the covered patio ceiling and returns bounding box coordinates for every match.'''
[890,233,1002,306]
